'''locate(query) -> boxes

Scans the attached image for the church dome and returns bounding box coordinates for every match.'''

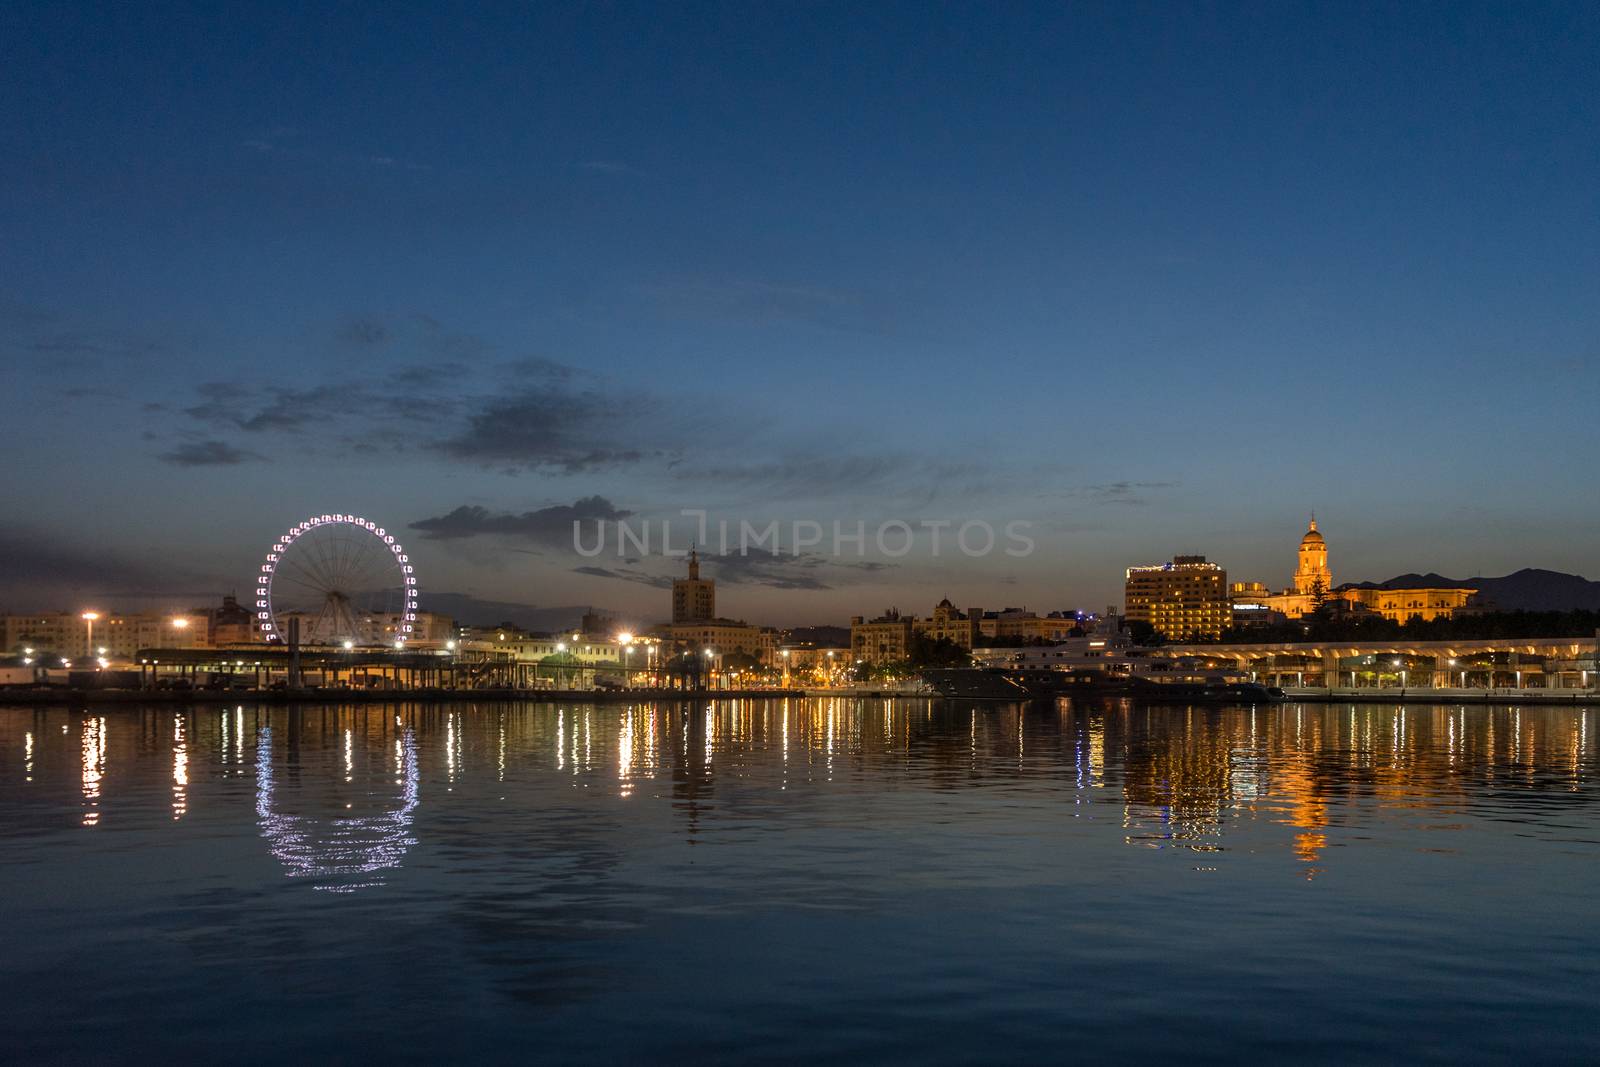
[1300,518,1324,546]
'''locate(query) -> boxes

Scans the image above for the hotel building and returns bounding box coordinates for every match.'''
[1124,556,1230,640]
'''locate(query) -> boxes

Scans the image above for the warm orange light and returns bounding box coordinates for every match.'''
[81,611,100,621]
[171,617,191,629]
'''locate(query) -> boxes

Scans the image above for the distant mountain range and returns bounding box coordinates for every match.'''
[1345,569,1600,612]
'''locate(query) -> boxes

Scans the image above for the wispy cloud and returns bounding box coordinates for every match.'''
[158,440,264,467]
[1058,481,1179,506]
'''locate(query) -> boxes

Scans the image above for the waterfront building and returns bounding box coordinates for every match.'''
[456,623,624,664]
[671,550,715,623]
[1,610,209,661]
[916,599,982,648]
[1229,518,1331,620]
[209,595,256,645]
[1124,556,1230,640]
[1335,584,1477,623]
[851,610,915,664]
[654,552,776,661]
[979,607,1086,643]
[1232,518,1478,624]
[905,600,1088,649]
[653,620,777,661]
[1153,634,1600,694]
[777,644,850,671]
[275,610,454,647]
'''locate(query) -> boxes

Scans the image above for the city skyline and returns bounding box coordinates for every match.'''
[4,3,1599,621]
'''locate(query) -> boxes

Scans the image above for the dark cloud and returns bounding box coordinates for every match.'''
[183,379,459,439]
[172,343,654,474]
[572,565,674,589]
[410,496,632,546]
[706,551,896,591]
[0,525,214,606]
[393,361,468,387]
[432,390,656,472]
[158,440,264,467]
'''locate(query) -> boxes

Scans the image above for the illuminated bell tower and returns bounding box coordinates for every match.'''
[1293,516,1332,596]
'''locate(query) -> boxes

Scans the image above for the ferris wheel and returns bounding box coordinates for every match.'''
[256,514,418,646]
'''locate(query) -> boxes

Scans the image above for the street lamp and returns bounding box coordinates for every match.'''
[80,611,99,657]
[618,633,634,687]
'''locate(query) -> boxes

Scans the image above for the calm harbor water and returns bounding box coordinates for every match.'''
[2,698,1597,1064]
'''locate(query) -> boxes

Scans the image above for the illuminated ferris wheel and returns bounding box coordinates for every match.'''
[256,514,418,646]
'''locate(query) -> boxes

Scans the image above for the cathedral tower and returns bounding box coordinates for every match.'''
[1293,516,1332,597]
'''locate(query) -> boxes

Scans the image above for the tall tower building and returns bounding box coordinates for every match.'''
[671,549,716,623]
[1292,516,1332,596]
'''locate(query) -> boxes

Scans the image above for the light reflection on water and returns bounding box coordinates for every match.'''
[1,699,1598,1063]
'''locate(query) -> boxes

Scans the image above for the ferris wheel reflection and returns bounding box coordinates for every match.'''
[255,722,420,893]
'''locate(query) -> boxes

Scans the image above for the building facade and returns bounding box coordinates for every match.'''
[1232,519,1477,625]
[1336,585,1477,622]
[1,611,209,661]
[671,550,716,623]
[916,599,982,648]
[1124,556,1230,640]
[654,620,777,661]
[850,610,915,664]
[979,608,1085,643]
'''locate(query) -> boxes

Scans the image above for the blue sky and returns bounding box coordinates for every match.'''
[2,2,1597,624]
